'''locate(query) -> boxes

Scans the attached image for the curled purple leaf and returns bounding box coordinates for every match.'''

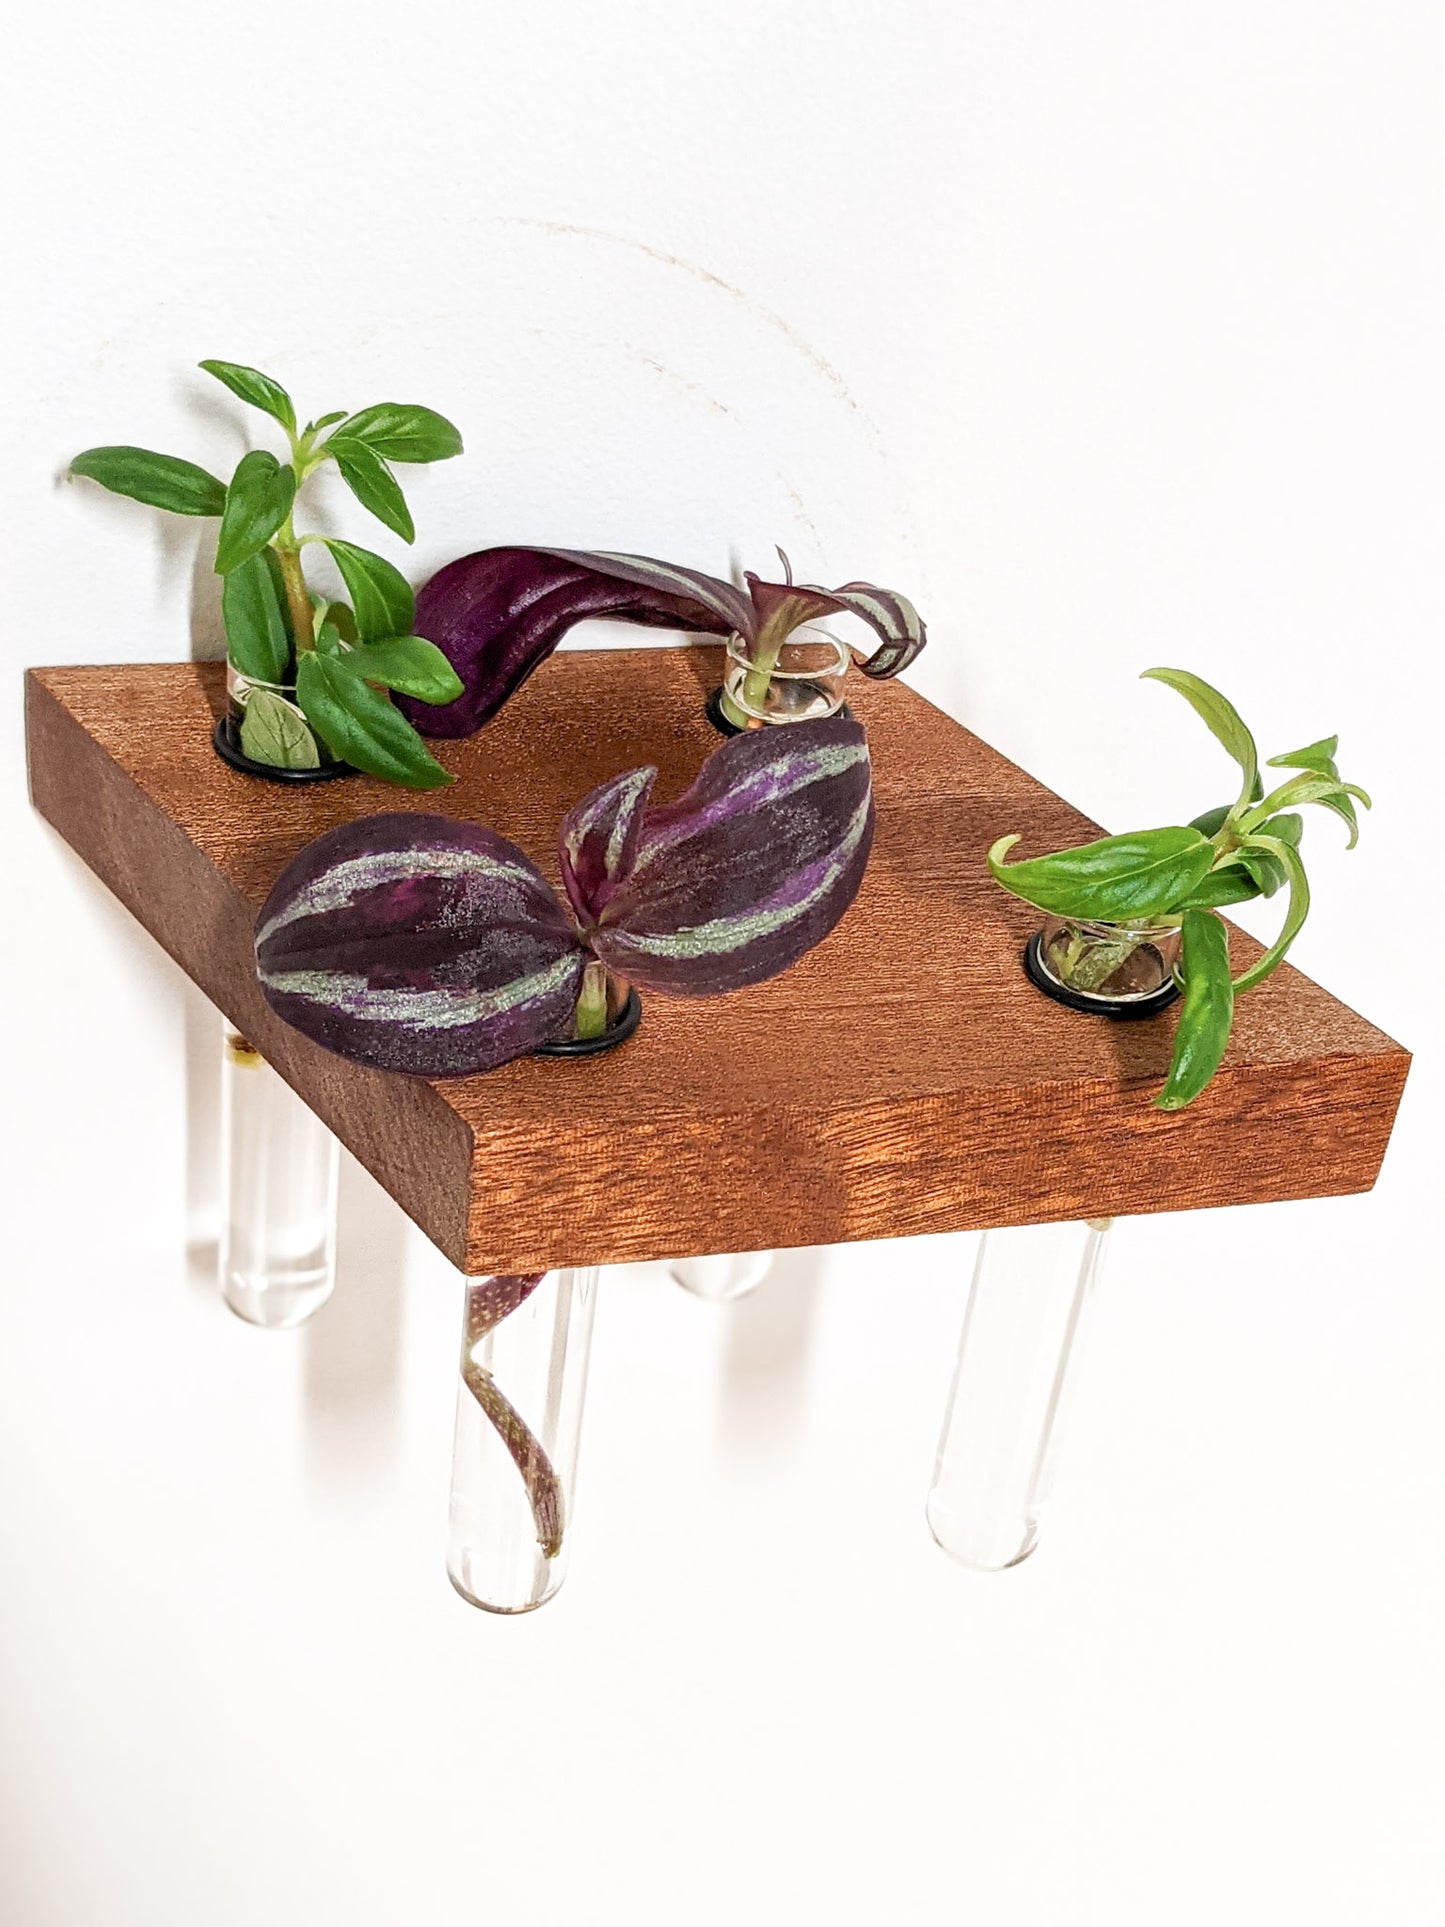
[559,763,658,923]
[587,715,874,995]
[398,548,740,738]
[745,573,927,679]
[254,813,585,1076]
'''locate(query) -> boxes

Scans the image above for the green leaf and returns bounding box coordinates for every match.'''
[1142,668,1258,811]
[215,450,297,574]
[1157,909,1235,1110]
[198,359,296,434]
[70,446,227,516]
[1233,812,1304,897]
[295,652,451,789]
[347,635,464,705]
[1188,804,1232,838]
[1267,735,1339,778]
[325,436,414,542]
[222,548,290,682]
[332,402,463,463]
[322,538,415,640]
[1176,864,1261,909]
[1231,835,1311,993]
[1239,769,1371,847]
[1315,791,1363,846]
[309,410,348,433]
[239,686,320,769]
[320,600,358,646]
[987,826,1215,920]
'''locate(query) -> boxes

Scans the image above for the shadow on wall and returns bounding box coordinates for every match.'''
[714,1247,824,1478]
[303,1153,408,1498]
[182,981,222,1290]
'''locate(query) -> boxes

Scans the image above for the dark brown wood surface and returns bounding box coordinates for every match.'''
[25,653,1410,1273]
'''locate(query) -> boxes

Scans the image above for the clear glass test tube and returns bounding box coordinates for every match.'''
[218,1025,339,1329]
[447,1268,600,1614]
[926,1219,1113,1570]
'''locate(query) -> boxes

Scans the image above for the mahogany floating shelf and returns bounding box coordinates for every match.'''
[25,652,1409,1274]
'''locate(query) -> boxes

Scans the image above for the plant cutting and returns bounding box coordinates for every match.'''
[253,713,874,1072]
[390,544,927,739]
[70,359,465,786]
[253,715,872,1576]
[987,668,1370,1110]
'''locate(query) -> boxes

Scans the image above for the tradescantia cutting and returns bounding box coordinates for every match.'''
[70,359,465,786]
[253,715,874,1075]
[392,544,927,738]
[987,668,1371,1111]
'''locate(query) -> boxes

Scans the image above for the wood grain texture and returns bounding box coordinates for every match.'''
[25,654,1410,1273]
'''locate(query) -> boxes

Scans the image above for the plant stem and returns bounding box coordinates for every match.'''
[739,626,785,715]
[461,1275,564,1558]
[573,960,610,1040]
[274,535,315,660]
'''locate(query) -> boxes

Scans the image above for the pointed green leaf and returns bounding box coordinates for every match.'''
[198,359,296,434]
[322,538,415,640]
[987,826,1214,920]
[307,410,349,434]
[1156,909,1235,1110]
[1239,770,1371,846]
[1142,668,1258,810]
[239,686,320,769]
[1266,735,1339,778]
[324,436,414,542]
[332,402,463,463]
[347,636,464,705]
[295,652,451,789]
[215,450,297,574]
[70,446,226,517]
[1315,790,1362,846]
[222,548,290,682]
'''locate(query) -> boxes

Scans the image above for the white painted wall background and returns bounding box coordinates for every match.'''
[2,4,1442,1921]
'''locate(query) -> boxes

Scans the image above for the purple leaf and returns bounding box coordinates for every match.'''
[559,762,658,923]
[399,546,927,739]
[745,573,927,679]
[397,548,742,738]
[586,716,874,995]
[254,813,585,1076]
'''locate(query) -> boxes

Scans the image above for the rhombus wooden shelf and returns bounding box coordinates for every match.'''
[25,650,1409,1275]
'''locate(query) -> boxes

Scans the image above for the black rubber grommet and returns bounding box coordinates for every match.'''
[1022,932,1180,1020]
[212,715,357,784]
[704,689,854,738]
[533,987,643,1058]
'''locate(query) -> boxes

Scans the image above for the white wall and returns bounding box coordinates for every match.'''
[3,4,1442,1921]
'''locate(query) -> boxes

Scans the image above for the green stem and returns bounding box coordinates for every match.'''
[274,534,315,660]
[573,960,610,1040]
[740,633,783,713]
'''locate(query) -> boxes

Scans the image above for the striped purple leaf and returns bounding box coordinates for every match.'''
[580,716,875,995]
[254,813,585,1076]
[396,546,926,738]
[397,547,737,738]
[253,717,875,1077]
[558,762,657,923]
